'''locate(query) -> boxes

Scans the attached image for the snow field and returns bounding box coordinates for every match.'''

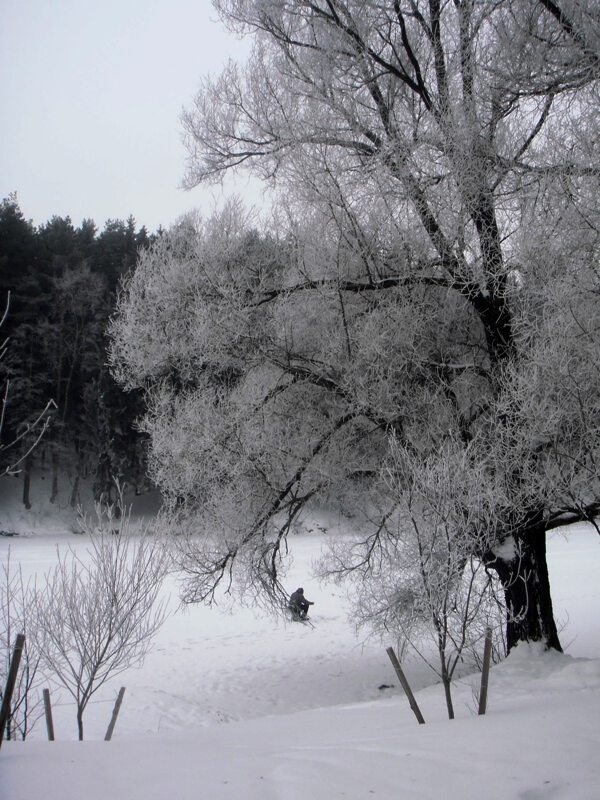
[1,522,599,799]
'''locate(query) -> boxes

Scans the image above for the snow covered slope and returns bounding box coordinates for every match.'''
[1,524,599,799]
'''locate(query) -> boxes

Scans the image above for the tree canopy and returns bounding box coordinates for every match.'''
[111,1,600,651]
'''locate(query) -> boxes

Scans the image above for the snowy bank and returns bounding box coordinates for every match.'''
[1,520,599,798]
[3,647,600,800]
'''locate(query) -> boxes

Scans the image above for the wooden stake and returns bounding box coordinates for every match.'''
[43,688,55,741]
[478,627,493,715]
[0,633,25,748]
[104,687,126,741]
[386,646,426,725]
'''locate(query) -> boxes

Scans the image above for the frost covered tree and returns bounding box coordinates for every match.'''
[339,437,507,718]
[110,1,600,652]
[0,292,55,484]
[34,499,168,740]
[0,552,43,740]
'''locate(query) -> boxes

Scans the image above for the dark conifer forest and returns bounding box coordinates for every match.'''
[0,193,155,508]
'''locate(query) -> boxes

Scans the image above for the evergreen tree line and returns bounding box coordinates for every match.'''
[0,193,156,510]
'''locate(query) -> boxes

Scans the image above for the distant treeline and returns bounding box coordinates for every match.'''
[0,193,158,508]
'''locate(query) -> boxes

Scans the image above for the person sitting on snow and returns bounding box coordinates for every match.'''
[289,587,314,620]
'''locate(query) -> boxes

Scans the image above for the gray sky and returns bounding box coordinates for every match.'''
[1,0,258,232]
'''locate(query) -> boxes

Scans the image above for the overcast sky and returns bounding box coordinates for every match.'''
[1,0,259,232]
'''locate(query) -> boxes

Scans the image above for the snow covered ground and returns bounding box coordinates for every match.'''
[1,512,599,799]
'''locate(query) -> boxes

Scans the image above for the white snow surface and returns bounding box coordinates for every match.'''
[1,498,599,799]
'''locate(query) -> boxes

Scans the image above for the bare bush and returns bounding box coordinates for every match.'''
[34,498,169,740]
[0,550,43,740]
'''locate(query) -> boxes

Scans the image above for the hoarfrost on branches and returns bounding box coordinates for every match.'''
[111,1,600,653]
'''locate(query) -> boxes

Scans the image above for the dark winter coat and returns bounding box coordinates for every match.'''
[289,588,313,615]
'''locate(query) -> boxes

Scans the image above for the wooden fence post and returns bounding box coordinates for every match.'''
[43,688,55,741]
[104,687,126,741]
[386,646,426,725]
[0,632,26,748]
[478,627,493,716]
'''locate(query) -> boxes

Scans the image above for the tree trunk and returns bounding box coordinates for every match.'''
[70,472,80,509]
[22,453,33,510]
[77,708,84,741]
[488,513,562,653]
[50,449,59,504]
[441,673,455,720]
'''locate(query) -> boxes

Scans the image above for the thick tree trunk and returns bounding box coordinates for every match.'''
[487,513,562,653]
[470,222,561,652]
